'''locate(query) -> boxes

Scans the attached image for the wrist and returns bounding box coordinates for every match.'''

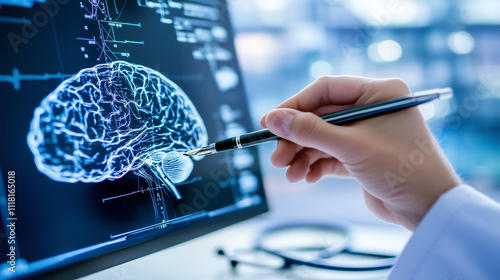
[399,163,461,231]
[379,135,461,231]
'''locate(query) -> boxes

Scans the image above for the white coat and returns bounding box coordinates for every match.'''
[389,185,500,279]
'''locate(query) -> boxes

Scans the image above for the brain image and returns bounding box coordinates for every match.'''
[27,61,208,199]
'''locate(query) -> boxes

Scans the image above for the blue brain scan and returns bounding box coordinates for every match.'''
[0,1,267,278]
[27,61,208,199]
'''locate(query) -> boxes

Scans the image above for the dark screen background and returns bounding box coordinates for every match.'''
[0,0,265,270]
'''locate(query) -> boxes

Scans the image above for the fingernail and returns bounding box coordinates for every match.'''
[266,109,296,136]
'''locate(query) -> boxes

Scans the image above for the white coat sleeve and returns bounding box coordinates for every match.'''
[389,185,500,280]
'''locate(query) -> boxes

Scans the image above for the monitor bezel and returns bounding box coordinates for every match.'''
[9,203,268,280]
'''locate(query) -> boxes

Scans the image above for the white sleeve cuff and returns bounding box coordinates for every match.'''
[389,184,500,279]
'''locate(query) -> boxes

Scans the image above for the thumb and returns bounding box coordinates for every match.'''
[265,108,349,155]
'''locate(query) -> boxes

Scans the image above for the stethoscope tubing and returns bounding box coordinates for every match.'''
[252,222,398,271]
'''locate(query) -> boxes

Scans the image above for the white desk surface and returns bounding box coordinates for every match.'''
[80,171,412,280]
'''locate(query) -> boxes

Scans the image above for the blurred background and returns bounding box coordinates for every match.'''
[229,0,500,197]
[82,1,500,278]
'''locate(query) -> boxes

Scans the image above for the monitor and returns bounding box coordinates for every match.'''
[0,1,268,279]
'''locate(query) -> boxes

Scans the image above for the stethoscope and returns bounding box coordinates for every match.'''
[217,222,398,272]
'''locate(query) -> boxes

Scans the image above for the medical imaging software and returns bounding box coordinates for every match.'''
[0,1,267,279]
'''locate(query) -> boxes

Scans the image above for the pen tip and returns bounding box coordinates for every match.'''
[184,146,215,157]
[183,149,200,156]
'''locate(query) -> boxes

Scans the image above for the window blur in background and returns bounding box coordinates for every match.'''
[229,0,500,197]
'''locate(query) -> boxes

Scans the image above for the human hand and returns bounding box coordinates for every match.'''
[261,76,461,231]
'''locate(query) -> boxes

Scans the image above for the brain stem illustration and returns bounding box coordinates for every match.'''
[27,61,208,200]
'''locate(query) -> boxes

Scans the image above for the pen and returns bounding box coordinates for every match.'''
[184,88,453,157]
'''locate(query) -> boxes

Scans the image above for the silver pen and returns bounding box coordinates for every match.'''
[184,88,453,157]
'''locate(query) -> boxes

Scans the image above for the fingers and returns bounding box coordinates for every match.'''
[285,148,327,182]
[272,146,349,183]
[310,104,355,116]
[260,75,370,127]
[265,108,351,157]
[270,139,302,168]
[305,158,350,183]
[277,75,373,111]
[260,76,412,128]
[261,103,353,128]
[355,77,411,105]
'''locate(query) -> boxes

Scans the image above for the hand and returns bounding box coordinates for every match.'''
[261,75,461,231]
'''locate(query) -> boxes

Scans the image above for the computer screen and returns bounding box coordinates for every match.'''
[0,1,268,279]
